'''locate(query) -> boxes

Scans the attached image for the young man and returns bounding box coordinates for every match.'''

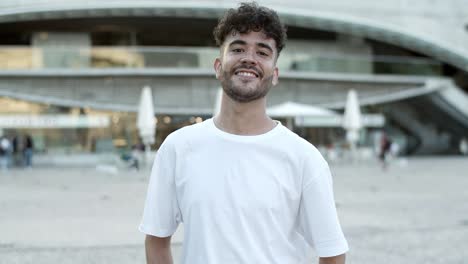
[140,2,348,263]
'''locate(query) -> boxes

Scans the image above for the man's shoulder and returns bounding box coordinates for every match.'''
[162,119,211,147]
[278,126,327,164]
[280,127,319,151]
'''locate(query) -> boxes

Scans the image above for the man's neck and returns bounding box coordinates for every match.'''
[214,93,276,135]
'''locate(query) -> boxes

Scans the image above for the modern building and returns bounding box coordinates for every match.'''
[0,0,467,155]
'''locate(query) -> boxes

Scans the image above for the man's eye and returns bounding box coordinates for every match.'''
[258,51,268,56]
[232,49,243,52]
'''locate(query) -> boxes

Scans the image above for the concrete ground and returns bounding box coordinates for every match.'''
[0,156,467,263]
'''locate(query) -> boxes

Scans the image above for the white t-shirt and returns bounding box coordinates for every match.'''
[140,119,348,263]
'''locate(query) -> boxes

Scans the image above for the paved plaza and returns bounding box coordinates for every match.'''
[1,156,467,263]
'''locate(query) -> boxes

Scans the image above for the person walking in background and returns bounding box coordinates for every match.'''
[140,2,348,264]
[0,134,11,173]
[23,134,34,168]
[379,131,392,169]
[12,135,22,167]
[460,137,468,155]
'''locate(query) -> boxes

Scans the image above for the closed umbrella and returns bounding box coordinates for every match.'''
[342,89,363,158]
[213,87,223,117]
[137,86,156,164]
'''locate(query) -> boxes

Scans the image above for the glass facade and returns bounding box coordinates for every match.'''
[0,46,442,76]
[0,97,206,154]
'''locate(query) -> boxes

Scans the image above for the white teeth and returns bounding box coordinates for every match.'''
[237,72,256,77]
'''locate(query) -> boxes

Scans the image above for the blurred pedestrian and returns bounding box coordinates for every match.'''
[12,135,22,167]
[23,134,34,168]
[379,132,392,169]
[129,143,144,170]
[460,138,468,155]
[140,3,348,264]
[0,135,11,173]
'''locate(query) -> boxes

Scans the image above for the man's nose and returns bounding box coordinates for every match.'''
[240,51,257,65]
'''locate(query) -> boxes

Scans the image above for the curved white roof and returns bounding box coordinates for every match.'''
[0,0,467,71]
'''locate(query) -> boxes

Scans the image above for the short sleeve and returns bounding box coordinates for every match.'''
[139,139,182,237]
[297,154,349,257]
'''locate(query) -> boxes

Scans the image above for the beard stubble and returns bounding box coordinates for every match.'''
[220,68,274,103]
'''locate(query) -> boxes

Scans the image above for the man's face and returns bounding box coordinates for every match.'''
[214,30,279,103]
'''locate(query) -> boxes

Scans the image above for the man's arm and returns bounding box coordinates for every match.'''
[145,235,173,264]
[319,253,346,264]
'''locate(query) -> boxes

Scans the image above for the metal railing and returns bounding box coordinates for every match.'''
[0,46,443,76]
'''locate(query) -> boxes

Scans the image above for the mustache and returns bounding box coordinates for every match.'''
[232,65,263,78]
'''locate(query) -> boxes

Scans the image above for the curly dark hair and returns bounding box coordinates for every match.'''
[213,2,287,55]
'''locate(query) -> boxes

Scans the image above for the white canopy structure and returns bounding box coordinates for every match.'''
[267,101,338,118]
[267,101,339,129]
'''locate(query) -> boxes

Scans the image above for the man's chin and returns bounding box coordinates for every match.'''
[224,87,268,103]
[231,76,260,86]
[227,94,264,103]
[221,76,271,103]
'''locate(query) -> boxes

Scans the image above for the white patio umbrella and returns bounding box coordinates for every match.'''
[267,101,337,129]
[213,87,223,117]
[342,89,363,156]
[137,86,156,164]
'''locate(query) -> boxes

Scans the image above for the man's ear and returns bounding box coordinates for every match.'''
[272,67,279,86]
[214,58,222,79]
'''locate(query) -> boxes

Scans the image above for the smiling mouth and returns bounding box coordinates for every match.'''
[235,71,258,78]
[234,68,260,78]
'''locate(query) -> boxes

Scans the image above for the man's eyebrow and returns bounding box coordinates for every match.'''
[257,42,274,53]
[228,40,247,47]
[227,40,274,53]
